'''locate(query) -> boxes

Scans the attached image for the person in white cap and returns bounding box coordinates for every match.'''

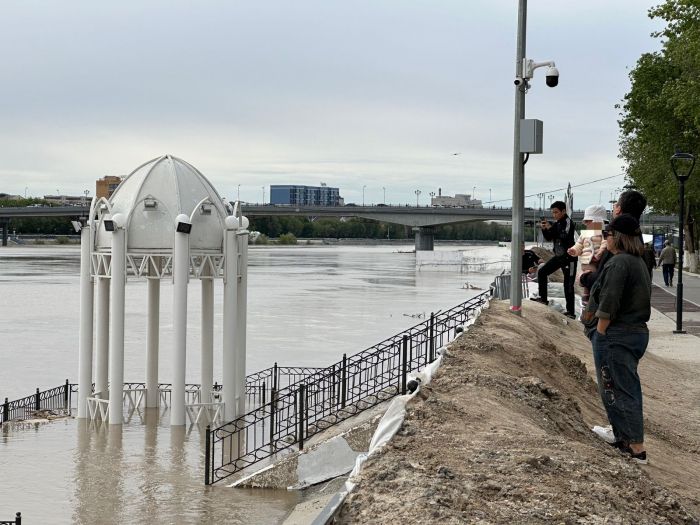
[568,204,608,303]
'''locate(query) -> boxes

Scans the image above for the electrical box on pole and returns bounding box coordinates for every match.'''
[520,119,543,154]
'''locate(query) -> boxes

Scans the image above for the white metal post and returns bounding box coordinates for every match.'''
[171,216,191,426]
[108,223,126,424]
[235,230,249,417]
[146,272,160,408]
[77,224,94,418]
[222,218,239,421]
[95,276,110,397]
[201,278,214,403]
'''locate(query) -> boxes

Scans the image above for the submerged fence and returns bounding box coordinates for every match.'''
[1,381,71,423]
[1,367,322,425]
[205,291,490,485]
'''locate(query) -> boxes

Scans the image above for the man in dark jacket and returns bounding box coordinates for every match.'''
[532,201,578,318]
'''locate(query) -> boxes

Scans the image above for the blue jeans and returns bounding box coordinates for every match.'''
[591,326,648,444]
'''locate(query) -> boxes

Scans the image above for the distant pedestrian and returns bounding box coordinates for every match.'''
[585,214,651,464]
[659,240,677,286]
[531,201,577,318]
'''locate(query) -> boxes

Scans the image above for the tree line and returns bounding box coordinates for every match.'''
[249,216,512,241]
[0,198,75,235]
[618,0,700,271]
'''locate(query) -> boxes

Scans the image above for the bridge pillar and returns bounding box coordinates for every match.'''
[1,220,8,246]
[413,226,434,251]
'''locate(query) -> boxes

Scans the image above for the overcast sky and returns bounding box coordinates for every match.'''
[0,1,662,209]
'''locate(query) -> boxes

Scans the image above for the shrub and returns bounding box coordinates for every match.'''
[277,233,298,245]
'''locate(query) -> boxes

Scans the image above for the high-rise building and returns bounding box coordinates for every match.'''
[270,184,341,206]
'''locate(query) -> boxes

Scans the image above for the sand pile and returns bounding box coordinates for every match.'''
[337,300,700,524]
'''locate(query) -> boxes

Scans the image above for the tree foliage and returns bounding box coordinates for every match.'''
[619,0,700,266]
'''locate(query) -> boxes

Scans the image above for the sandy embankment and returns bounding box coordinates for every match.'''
[337,300,700,524]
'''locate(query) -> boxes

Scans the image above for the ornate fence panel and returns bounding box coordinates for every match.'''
[1,380,71,423]
[205,291,490,485]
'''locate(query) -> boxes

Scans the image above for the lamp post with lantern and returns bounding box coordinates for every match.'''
[671,151,695,334]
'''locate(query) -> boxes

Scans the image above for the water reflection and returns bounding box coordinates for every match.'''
[61,411,299,524]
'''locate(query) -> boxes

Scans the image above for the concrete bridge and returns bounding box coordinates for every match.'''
[0,204,679,249]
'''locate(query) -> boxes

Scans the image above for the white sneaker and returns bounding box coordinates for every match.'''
[592,425,616,444]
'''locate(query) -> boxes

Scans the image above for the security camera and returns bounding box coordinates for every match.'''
[545,66,559,87]
[175,213,192,234]
[103,219,115,232]
[71,221,82,233]
[514,77,524,86]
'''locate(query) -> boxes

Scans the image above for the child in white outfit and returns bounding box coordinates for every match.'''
[567,204,608,302]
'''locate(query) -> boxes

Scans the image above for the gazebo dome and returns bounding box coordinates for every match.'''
[95,155,230,253]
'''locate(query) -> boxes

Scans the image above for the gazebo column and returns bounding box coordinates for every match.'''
[145,264,161,408]
[108,215,127,425]
[222,217,239,421]
[235,228,249,417]
[171,215,191,426]
[95,276,110,398]
[201,277,214,404]
[77,223,94,418]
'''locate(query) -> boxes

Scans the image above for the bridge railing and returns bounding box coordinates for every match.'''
[205,291,490,485]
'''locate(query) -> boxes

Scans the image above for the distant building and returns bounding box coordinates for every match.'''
[431,190,482,208]
[43,194,88,206]
[96,175,124,199]
[270,184,342,206]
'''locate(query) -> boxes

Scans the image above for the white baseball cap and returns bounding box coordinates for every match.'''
[583,204,607,222]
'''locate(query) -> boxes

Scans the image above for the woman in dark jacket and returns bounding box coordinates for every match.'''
[587,214,651,463]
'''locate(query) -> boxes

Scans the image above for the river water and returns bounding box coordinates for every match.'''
[0,243,508,524]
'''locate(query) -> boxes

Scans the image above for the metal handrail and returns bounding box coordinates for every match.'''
[205,291,490,485]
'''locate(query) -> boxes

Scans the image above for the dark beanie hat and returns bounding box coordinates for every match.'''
[609,213,641,235]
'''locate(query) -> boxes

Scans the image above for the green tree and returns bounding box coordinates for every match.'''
[618,0,700,271]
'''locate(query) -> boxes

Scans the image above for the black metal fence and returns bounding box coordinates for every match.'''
[1,367,322,425]
[0,512,21,525]
[1,380,71,423]
[205,291,490,485]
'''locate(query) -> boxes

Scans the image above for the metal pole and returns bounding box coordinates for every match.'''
[429,312,435,362]
[109,225,126,425]
[200,277,214,404]
[222,219,239,421]
[509,0,527,316]
[3,397,8,423]
[204,425,211,485]
[674,180,686,334]
[235,230,249,418]
[171,218,190,426]
[341,353,347,408]
[35,388,40,411]
[298,385,305,450]
[401,336,408,395]
[146,271,161,408]
[77,224,94,418]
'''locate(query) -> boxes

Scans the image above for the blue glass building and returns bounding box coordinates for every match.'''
[270,185,341,206]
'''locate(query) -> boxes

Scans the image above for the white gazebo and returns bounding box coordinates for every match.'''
[76,154,249,425]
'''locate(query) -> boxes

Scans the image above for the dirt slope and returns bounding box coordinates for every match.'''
[338,301,700,524]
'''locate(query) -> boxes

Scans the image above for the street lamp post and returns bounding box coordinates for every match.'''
[414,189,421,207]
[261,186,265,204]
[671,152,695,334]
[362,185,367,207]
[508,2,559,315]
[489,188,492,203]
[382,186,386,205]
[429,191,435,206]
[237,184,241,202]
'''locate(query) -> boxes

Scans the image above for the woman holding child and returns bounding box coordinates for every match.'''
[585,213,651,464]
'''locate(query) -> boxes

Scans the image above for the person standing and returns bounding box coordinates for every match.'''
[659,240,677,286]
[532,201,577,318]
[586,214,651,463]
